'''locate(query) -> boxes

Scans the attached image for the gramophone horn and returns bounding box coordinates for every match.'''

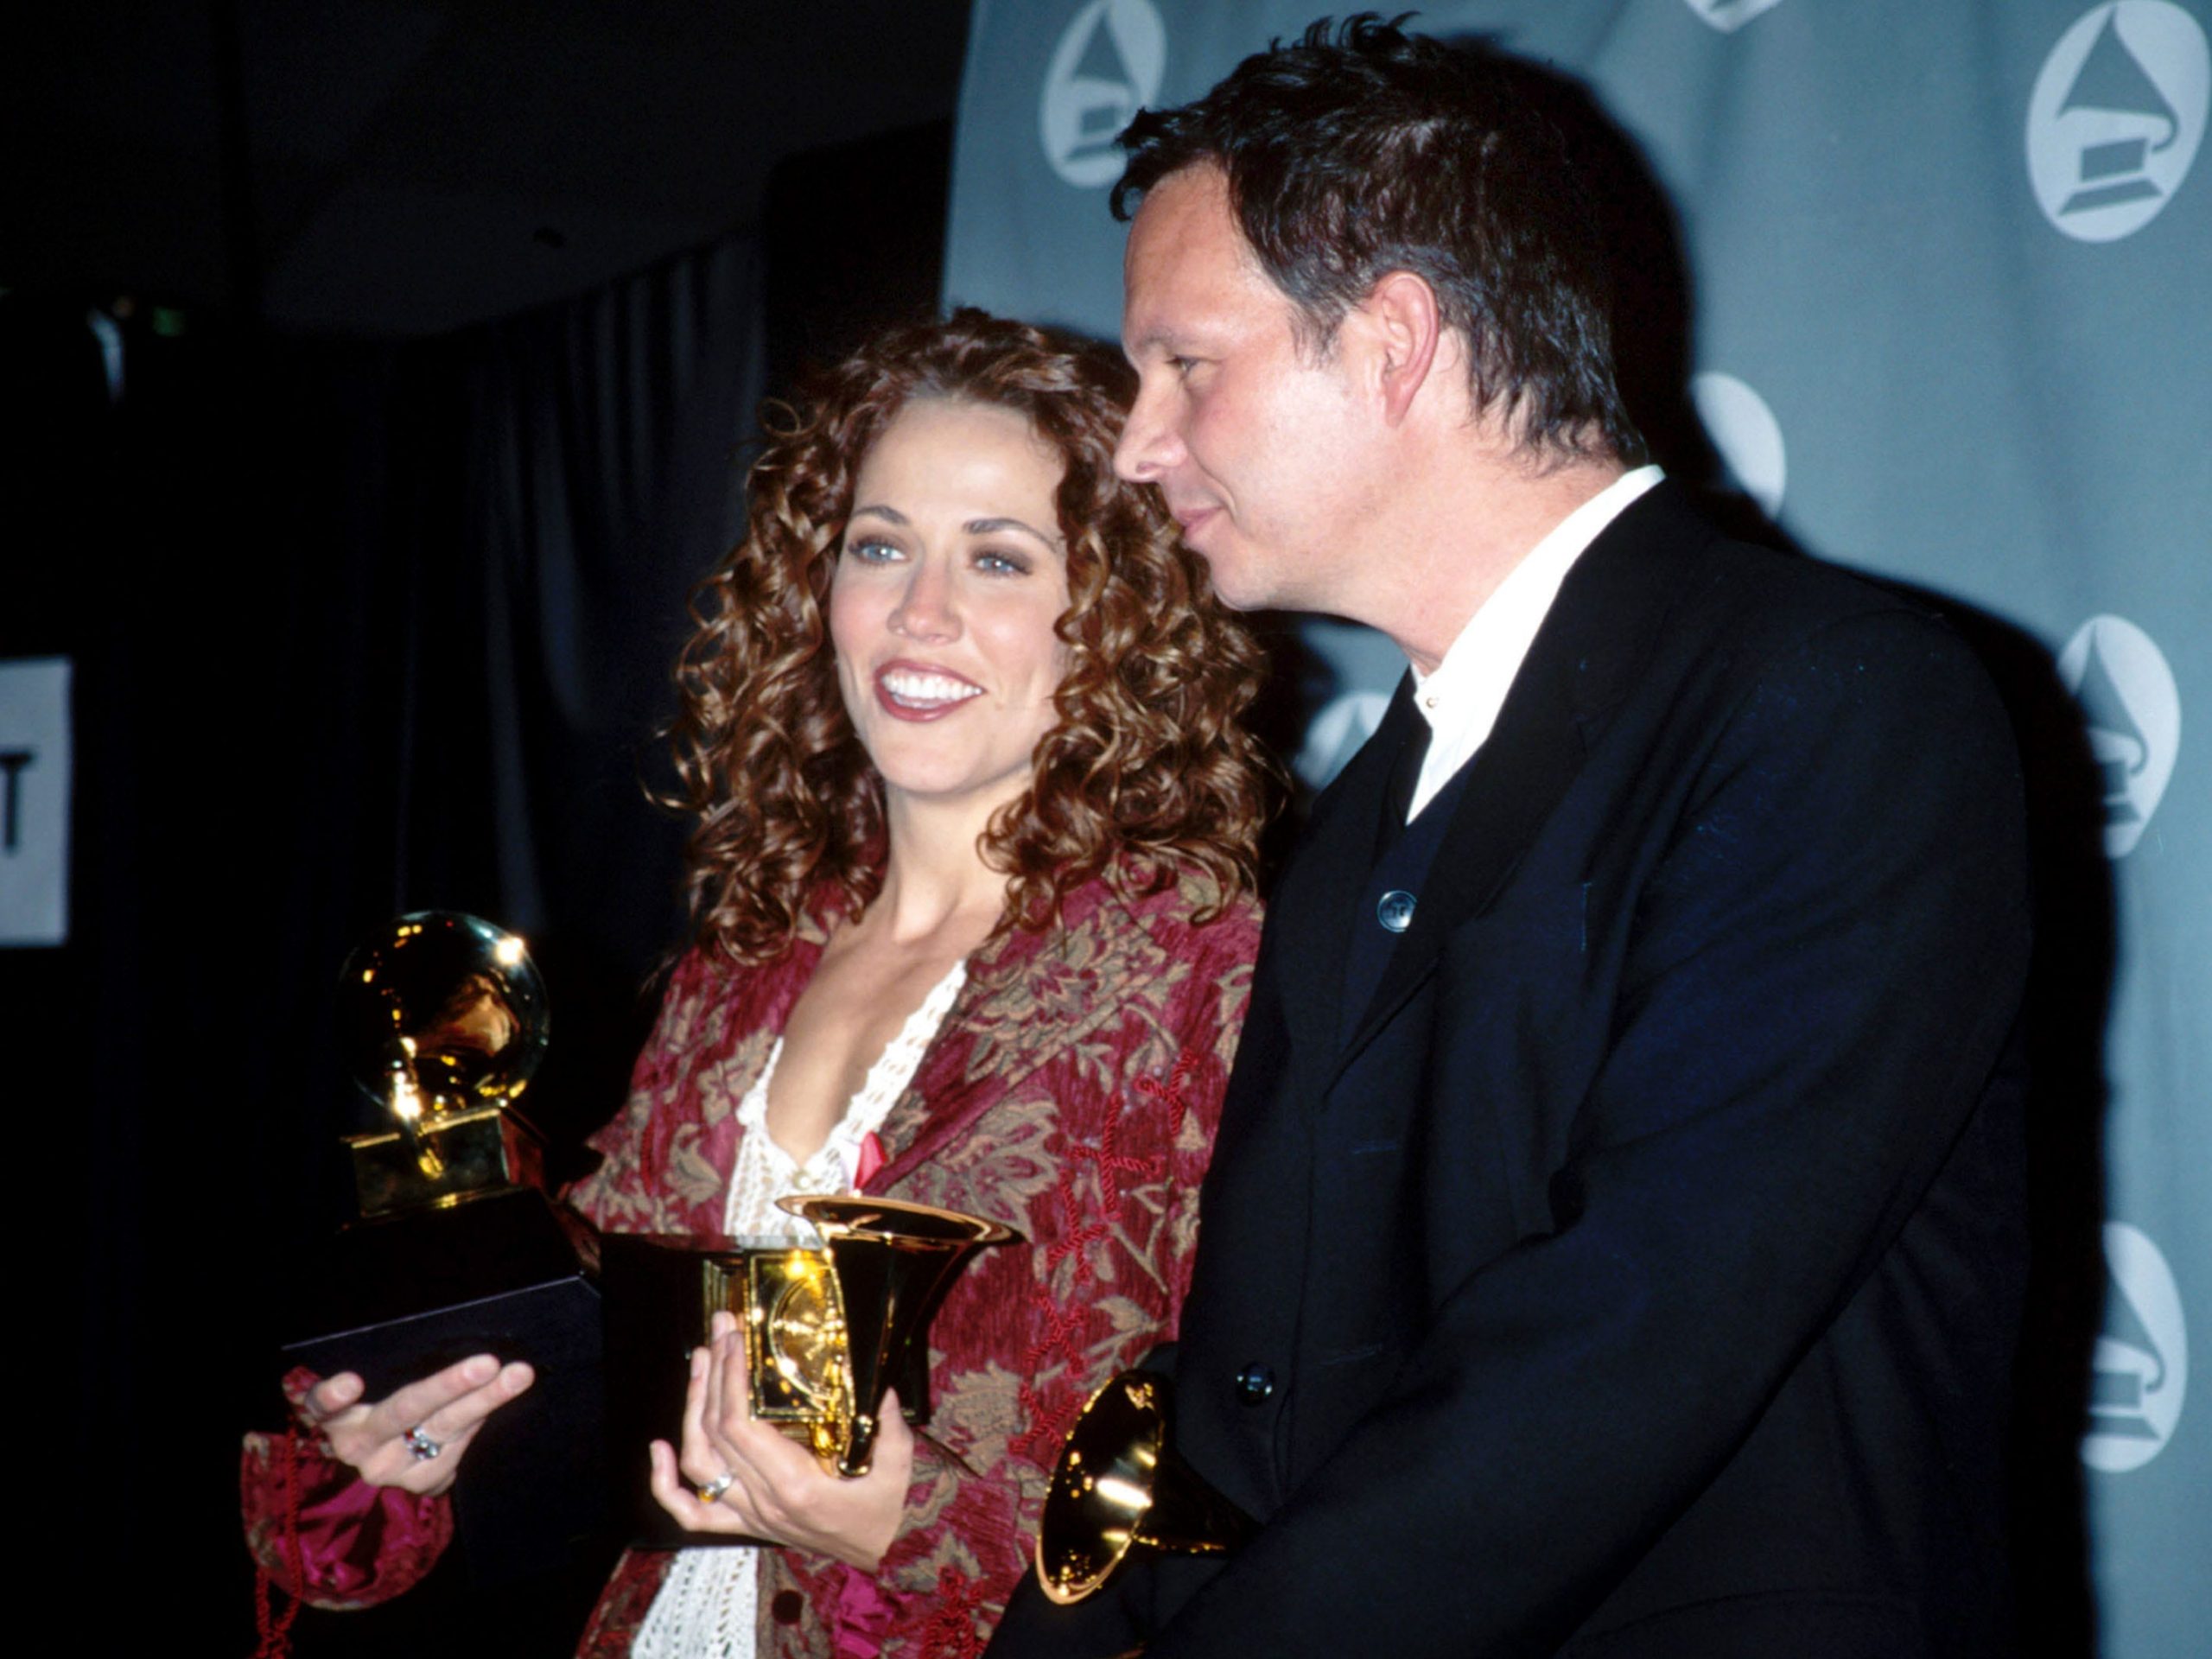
[1036,1370,1254,1604]
[772,1195,1015,1478]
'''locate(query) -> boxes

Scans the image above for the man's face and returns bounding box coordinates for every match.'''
[1116,165,1378,615]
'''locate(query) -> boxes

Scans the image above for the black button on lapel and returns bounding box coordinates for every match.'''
[1376,889,1416,932]
[1236,1363,1275,1405]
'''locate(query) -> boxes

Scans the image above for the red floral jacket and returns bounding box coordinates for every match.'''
[244,872,1259,1658]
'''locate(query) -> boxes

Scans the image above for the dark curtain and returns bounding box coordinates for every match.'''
[3,228,762,1648]
[430,232,766,1179]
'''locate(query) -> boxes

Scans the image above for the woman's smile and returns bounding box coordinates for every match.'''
[874,661,987,718]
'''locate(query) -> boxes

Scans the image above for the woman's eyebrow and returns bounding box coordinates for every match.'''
[965,515,1058,544]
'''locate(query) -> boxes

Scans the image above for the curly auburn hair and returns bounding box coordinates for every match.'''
[667,308,1275,964]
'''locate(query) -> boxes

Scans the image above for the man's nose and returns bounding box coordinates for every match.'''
[1114,378,1182,484]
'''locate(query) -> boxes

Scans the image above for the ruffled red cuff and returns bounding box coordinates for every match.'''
[240,1369,454,1611]
[828,1433,1023,1656]
[833,1567,898,1658]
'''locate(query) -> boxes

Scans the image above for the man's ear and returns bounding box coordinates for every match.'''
[1359,270,1443,426]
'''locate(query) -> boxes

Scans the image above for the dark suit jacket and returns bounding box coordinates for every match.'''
[988,483,2031,1658]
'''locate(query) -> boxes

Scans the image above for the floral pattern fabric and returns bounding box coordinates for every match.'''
[243,872,1259,1659]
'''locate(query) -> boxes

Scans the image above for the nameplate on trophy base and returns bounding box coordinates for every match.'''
[346,1103,546,1217]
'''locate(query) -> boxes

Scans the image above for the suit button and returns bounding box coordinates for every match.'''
[1376,890,1416,932]
[1236,1363,1274,1405]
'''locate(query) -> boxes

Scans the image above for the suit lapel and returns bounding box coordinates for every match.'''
[1329,483,1707,1082]
[1260,676,1424,1068]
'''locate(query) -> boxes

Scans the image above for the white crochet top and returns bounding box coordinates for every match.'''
[631,957,969,1659]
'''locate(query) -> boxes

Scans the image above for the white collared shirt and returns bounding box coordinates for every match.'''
[1405,465,1663,819]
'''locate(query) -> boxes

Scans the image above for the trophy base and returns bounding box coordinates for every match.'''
[345,1105,546,1217]
[280,1185,605,1587]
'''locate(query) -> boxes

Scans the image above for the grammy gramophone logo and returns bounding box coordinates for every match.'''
[1690,371,1787,523]
[2057,614,2180,859]
[1295,688,1390,792]
[2083,1221,2189,1473]
[1681,0,1787,33]
[2029,3,2209,241]
[1039,0,1166,188]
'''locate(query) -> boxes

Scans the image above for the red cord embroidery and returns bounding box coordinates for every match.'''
[918,1565,989,1659]
[1012,1052,1194,1464]
[250,1429,308,1658]
[1134,1051,1194,1137]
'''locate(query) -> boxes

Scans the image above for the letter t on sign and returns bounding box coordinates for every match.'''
[0,751,32,850]
[0,659,71,946]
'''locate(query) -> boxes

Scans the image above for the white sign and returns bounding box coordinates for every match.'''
[0,658,72,947]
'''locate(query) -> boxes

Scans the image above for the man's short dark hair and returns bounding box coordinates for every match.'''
[1115,13,1643,463]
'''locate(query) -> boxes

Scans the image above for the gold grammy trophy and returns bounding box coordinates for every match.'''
[337,910,551,1210]
[1035,1371,1254,1604]
[741,1195,1015,1477]
[603,1196,1016,1540]
[283,911,604,1586]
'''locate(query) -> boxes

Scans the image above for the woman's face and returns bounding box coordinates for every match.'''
[830,397,1072,823]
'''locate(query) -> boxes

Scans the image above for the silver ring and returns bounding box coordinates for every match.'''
[404,1426,443,1461]
[697,1470,736,1503]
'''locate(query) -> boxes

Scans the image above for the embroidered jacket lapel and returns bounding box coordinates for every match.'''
[869,881,1175,1192]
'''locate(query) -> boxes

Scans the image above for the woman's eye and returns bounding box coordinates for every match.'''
[844,537,901,563]
[974,550,1031,577]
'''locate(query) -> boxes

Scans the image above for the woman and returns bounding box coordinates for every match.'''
[244,310,1272,1658]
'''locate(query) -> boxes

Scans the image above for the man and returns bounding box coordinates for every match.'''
[990,18,2029,1659]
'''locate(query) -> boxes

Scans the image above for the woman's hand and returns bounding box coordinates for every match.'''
[647,1310,912,1570]
[302,1353,536,1498]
